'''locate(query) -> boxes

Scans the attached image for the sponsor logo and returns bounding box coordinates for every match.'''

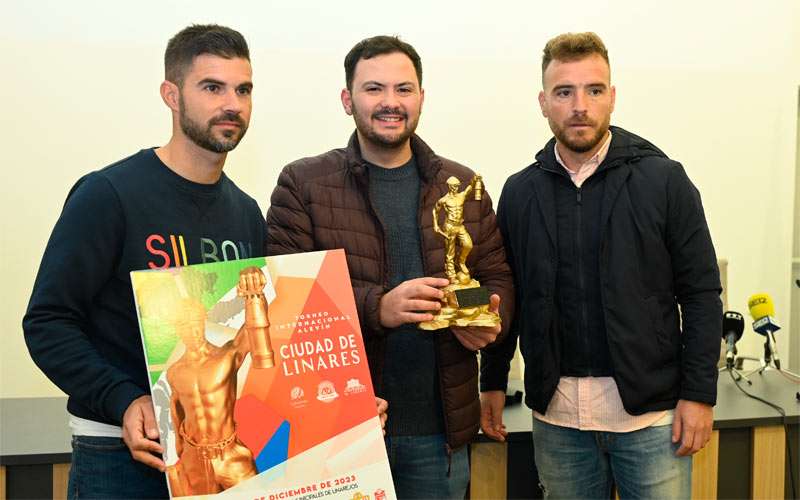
[374,489,386,500]
[344,378,367,395]
[290,386,308,409]
[317,381,339,403]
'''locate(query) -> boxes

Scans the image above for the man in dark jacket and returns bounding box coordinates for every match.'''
[266,35,514,499]
[480,32,722,498]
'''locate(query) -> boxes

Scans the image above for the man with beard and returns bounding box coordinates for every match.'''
[479,32,722,498]
[23,25,265,498]
[266,36,514,499]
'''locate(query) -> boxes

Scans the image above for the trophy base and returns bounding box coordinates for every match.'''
[418,279,501,331]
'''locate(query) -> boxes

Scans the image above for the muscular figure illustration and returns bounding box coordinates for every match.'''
[433,175,482,284]
[165,267,274,496]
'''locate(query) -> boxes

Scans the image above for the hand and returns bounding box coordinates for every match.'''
[379,277,449,328]
[450,294,502,350]
[122,395,165,471]
[376,397,388,435]
[480,390,508,442]
[672,399,713,456]
[237,267,267,297]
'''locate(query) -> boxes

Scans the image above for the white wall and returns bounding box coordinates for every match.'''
[2,0,798,398]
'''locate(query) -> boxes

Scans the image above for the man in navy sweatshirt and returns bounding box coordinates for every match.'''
[23,24,265,498]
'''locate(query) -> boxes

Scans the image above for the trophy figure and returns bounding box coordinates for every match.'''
[165,267,274,496]
[419,175,501,330]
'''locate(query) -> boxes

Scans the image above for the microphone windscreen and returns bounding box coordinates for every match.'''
[747,293,775,320]
[722,311,744,341]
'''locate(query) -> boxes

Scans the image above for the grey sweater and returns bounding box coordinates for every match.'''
[368,158,444,436]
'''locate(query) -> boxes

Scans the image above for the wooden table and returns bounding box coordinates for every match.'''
[2,369,797,499]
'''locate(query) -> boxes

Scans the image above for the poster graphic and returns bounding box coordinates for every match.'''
[131,250,396,499]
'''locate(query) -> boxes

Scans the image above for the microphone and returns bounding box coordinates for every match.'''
[721,311,744,369]
[747,293,781,370]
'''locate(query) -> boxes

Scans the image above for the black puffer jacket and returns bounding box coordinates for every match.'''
[482,126,721,415]
[267,132,514,449]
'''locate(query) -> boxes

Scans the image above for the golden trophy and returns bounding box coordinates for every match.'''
[418,175,501,330]
[165,267,273,496]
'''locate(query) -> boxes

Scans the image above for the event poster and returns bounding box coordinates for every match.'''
[131,250,396,500]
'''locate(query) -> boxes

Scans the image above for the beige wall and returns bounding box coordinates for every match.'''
[2,0,799,398]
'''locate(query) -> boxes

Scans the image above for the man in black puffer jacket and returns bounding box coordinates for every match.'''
[480,32,721,499]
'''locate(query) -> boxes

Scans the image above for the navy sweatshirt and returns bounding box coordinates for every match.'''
[23,149,266,426]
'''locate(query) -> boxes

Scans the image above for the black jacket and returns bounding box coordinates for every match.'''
[481,126,722,415]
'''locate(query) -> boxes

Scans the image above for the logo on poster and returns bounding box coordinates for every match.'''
[374,489,386,500]
[290,386,308,408]
[351,493,370,500]
[344,378,366,395]
[317,381,339,403]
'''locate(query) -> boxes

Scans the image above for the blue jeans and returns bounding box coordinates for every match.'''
[68,436,169,499]
[384,434,469,499]
[532,419,691,500]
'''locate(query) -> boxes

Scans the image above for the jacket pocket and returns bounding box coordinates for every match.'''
[646,295,677,364]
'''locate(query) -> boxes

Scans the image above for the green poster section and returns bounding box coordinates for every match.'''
[134,257,267,385]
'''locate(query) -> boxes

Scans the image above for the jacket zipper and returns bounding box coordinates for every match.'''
[576,186,591,376]
[538,153,632,379]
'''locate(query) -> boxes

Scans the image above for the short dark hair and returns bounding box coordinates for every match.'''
[541,32,609,79]
[344,35,422,91]
[165,24,250,87]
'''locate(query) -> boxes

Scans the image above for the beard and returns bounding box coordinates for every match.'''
[352,102,419,149]
[550,115,610,154]
[179,95,248,153]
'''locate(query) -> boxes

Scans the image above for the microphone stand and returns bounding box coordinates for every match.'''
[720,348,752,384]
[747,339,773,376]
[720,364,752,384]
[744,341,800,379]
